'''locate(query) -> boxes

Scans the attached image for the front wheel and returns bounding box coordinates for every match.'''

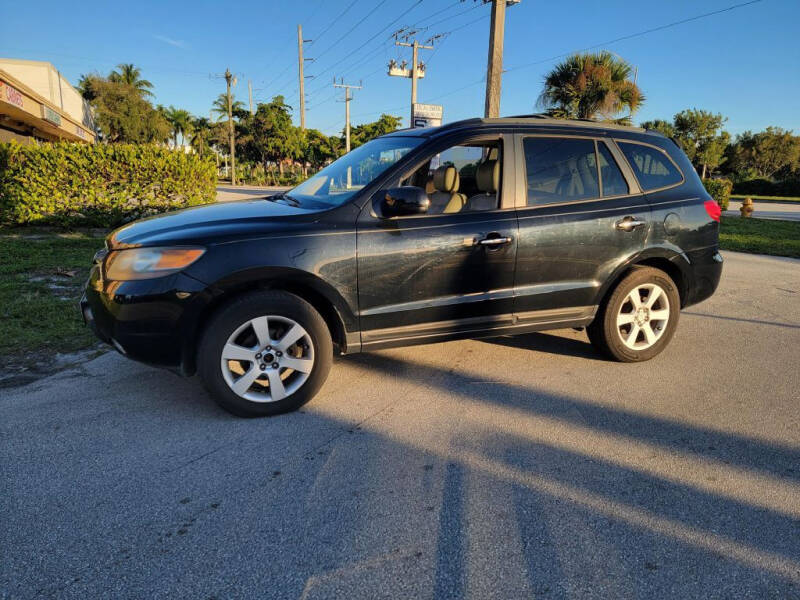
[198,291,333,417]
[587,267,680,362]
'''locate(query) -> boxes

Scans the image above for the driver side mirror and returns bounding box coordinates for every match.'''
[374,186,430,218]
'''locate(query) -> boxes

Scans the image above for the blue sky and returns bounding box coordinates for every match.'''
[1,0,798,137]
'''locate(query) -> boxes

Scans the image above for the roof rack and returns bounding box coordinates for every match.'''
[480,114,646,132]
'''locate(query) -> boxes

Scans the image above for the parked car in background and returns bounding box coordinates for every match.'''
[82,115,723,417]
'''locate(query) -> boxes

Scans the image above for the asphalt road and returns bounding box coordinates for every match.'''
[2,251,799,599]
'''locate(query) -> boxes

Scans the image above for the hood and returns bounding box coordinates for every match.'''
[108,198,321,248]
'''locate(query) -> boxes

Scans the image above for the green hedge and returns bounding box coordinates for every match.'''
[0,142,216,227]
[703,178,733,211]
[732,177,800,198]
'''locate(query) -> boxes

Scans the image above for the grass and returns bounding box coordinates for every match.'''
[0,229,105,367]
[719,216,800,258]
[731,194,800,202]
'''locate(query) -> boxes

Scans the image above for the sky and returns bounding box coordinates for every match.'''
[1,0,798,137]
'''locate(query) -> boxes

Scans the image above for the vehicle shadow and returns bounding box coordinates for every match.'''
[683,311,800,329]
[6,351,798,599]
[345,352,800,484]
[478,330,604,360]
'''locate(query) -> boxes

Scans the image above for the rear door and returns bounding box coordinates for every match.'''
[512,134,649,324]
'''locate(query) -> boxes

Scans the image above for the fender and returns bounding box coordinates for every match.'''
[593,243,691,308]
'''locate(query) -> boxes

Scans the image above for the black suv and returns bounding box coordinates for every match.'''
[82,116,723,417]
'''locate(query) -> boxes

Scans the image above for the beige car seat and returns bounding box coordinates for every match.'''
[465,160,499,211]
[429,165,467,214]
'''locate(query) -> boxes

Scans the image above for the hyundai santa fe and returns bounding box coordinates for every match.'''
[81,115,723,417]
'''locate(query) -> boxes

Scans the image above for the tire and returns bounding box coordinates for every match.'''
[587,267,680,362]
[198,290,333,417]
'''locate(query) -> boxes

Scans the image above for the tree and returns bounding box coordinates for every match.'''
[639,119,675,138]
[90,79,169,143]
[538,51,644,123]
[108,64,153,98]
[729,127,800,179]
[672,109,729,178]
[236,95,301,175]
[190,117,213,157]
[163,106,194,148]
[302,129,341,171]
[77,73,102,101]
[349,114,402,149]
[211,93,245,122]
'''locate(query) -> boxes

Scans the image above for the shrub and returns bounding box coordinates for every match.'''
[0,141,216,227]
[703,177,733,211]
[732,177,800,197]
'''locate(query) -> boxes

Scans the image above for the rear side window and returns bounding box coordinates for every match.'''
[618,142,683,191]
[523,137,599,205]
[598,142,629,196]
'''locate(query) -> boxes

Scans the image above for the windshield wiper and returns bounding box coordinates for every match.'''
[267,192,301,207]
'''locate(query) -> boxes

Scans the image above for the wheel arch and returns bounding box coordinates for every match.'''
[181,267,357,375]
[594,247,690,315]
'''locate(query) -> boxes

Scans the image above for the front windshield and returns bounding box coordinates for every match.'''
[289,136,423,206]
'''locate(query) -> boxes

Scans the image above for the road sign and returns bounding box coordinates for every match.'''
[412,103,442,128]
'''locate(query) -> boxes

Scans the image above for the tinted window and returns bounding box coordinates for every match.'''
[598,142,629,196]
[523,137,599,205]
[618,142,683,191]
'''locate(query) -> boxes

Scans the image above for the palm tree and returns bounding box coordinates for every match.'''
[163,106,194,148]
[538,51,644,124]
[190,117,212,156]
[109,63,154,98]
[211,93,245,121]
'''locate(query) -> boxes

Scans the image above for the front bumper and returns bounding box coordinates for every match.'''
[81,263,211,373]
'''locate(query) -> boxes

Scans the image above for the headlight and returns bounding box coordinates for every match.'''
[104,247,205,281]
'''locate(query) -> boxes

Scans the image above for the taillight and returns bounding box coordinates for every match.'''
[703,200,721,222]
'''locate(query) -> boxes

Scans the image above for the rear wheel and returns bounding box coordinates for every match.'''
[198,291,332,417]
[587,267,680,362]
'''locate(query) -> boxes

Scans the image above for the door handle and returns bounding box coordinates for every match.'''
[477,235,513,247]
[615,216,646,232]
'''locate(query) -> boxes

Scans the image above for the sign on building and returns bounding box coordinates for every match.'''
[41,105,62,126]
[412,103,443,128]
[0,81,24,109]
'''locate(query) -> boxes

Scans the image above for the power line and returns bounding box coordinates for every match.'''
[309,0,359,46]
[506,0,764,73]
[309,0,390,64]
[304,0,425,94]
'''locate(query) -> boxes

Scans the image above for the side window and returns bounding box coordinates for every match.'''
[618,142,683,191]
[401,140,502,215]
[523,137,599,205]
[598,142,629,196]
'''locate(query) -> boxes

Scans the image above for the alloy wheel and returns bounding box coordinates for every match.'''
[220,315,315,402]
[616,283,670,350]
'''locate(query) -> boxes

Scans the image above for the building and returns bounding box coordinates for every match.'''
[0,58,96,144]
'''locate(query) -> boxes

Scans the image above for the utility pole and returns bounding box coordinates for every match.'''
[390,34,434,126]
[248,79,254,116]
[482,0,520,118]
[484,0,505,118]
[297,25,313,130]
[225,68,236,185]
[333,78,362,153]
[333,78,362,187]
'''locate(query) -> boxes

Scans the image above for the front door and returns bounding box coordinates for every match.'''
[512,134,650,324]
[356,135,518,349]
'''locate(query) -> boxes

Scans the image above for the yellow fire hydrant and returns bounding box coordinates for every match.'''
[740,197,754,218]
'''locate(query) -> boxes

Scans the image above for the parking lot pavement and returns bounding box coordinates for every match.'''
[2,250,799,599]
